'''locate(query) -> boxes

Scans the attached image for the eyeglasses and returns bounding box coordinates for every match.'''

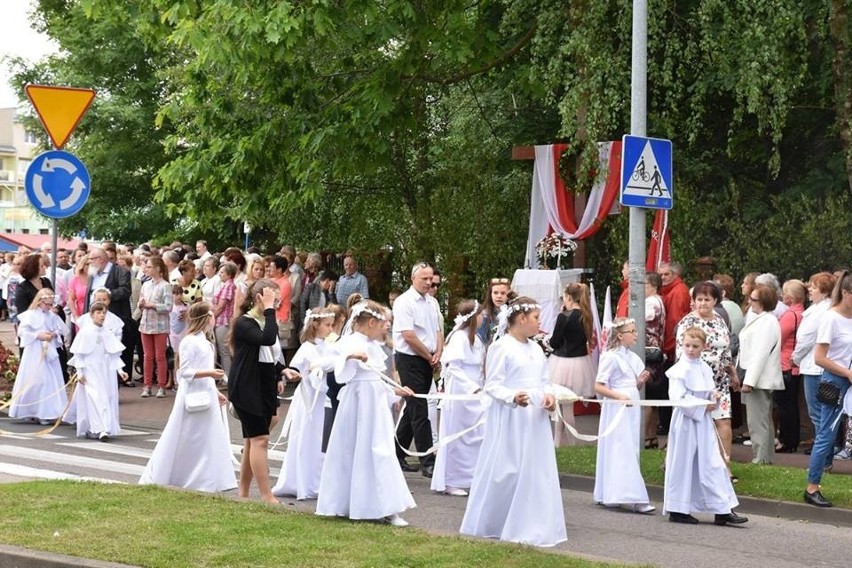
[490,278,510,284]
[749,296,760,302]
[430,282,441,289]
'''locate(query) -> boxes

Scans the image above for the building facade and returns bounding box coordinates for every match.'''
[0,107,51,235]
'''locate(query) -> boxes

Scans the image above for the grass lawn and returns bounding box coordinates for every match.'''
[0,481,628,568]
[556,446,852,508]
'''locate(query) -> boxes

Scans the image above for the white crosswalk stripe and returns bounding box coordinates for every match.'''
[0,430,284,484]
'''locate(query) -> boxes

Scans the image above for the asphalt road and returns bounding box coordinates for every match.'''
[0,411,848,568]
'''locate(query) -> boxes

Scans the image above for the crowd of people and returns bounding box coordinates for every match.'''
[611,262,852,509]
[0,241,850,544]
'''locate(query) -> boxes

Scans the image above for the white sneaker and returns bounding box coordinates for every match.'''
[632,503,656,514]
[834,448,852,461]
[140,387,151,398]
[98,432,109,442]
[156,388,166,398]
[444,487,468,497]
[384,514,409,527]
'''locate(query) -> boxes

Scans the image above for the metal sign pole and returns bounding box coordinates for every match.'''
[629,0,649,451]
[50,218,58,287]
[628,0,647,356]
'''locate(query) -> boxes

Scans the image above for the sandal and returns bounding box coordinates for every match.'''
[644,437,659,449]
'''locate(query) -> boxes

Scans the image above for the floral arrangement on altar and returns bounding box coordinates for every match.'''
[0,340,19,396]
[535,233,578,269]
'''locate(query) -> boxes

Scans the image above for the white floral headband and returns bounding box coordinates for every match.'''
[604,318,635,331]
[350,302,387,322]
[452,301,480,329]
[494,302,542,339]
[304,309,335,322]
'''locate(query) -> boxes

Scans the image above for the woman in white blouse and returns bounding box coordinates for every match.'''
[738,284,784,464]
[792,272,836,441]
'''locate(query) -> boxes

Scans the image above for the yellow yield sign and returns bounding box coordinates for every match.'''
[25,84,96,149]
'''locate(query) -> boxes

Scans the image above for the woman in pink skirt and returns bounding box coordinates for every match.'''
[548,282,597,446]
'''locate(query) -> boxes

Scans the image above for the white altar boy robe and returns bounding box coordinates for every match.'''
[663,356,738,515]
[593,347,650,506]
[316,331,415,520]
[431,330,486,492]
[68,323,124,437]
[460,335,566,547]
[273,338,334,499]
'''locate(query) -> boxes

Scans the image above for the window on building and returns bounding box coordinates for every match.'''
[24,131,38,144]
[39,228,49,235]
[22,228,30,234]
[17,159,31,180]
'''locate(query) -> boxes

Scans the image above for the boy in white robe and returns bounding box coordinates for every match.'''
[76,288,124,340]
[664,326,748,526]
[68,302,127,441]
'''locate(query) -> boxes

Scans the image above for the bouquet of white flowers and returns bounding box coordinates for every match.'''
[535,233,577,269]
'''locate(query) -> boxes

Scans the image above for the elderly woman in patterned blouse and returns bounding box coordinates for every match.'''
[676,281,739,480]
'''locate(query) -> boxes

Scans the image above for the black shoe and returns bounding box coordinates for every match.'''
[421,465,434,478]
[804,490,832,508]
[714,511,749,526]
[399,459,419,473]
[669,512,699,524]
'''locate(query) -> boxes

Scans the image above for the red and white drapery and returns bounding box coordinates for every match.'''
[524,142,622,268]
[646,209,671,272]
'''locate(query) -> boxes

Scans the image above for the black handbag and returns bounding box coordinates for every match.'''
[816,382,842,407]
[165,341,175,371]
[645,347,664,364]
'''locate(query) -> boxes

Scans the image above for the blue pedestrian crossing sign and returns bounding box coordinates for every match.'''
[24,150,91,219]
[620,135,673,210]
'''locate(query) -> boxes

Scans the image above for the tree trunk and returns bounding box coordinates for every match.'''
[829,0,852,198]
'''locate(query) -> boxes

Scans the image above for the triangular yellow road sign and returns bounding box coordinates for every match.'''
[25,84,96,149]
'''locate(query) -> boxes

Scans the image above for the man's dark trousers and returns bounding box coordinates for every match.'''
[395,352,435,467]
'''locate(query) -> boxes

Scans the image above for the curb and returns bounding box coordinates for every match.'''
[0,544,140,568]
[559,473,852,528]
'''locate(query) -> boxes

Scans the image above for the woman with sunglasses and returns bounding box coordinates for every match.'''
[476,278,512,344]
[737,284,784,464]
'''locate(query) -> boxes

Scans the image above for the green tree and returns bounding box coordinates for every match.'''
[9,0,177,242]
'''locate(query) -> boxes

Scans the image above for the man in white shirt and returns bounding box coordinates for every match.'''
[393,261,443,478]
[196,240,212,262]
[162,250,181,283]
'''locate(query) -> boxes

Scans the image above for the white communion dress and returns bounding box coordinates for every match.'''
[460,335,567,547]
[139,331,237,492]
[316,331,415,520]
[592,346,651,506]
[9,308,68,422]
[431,330,486,493]
[272,338,334,500]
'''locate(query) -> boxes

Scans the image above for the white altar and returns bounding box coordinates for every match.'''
[511,269,585,334]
